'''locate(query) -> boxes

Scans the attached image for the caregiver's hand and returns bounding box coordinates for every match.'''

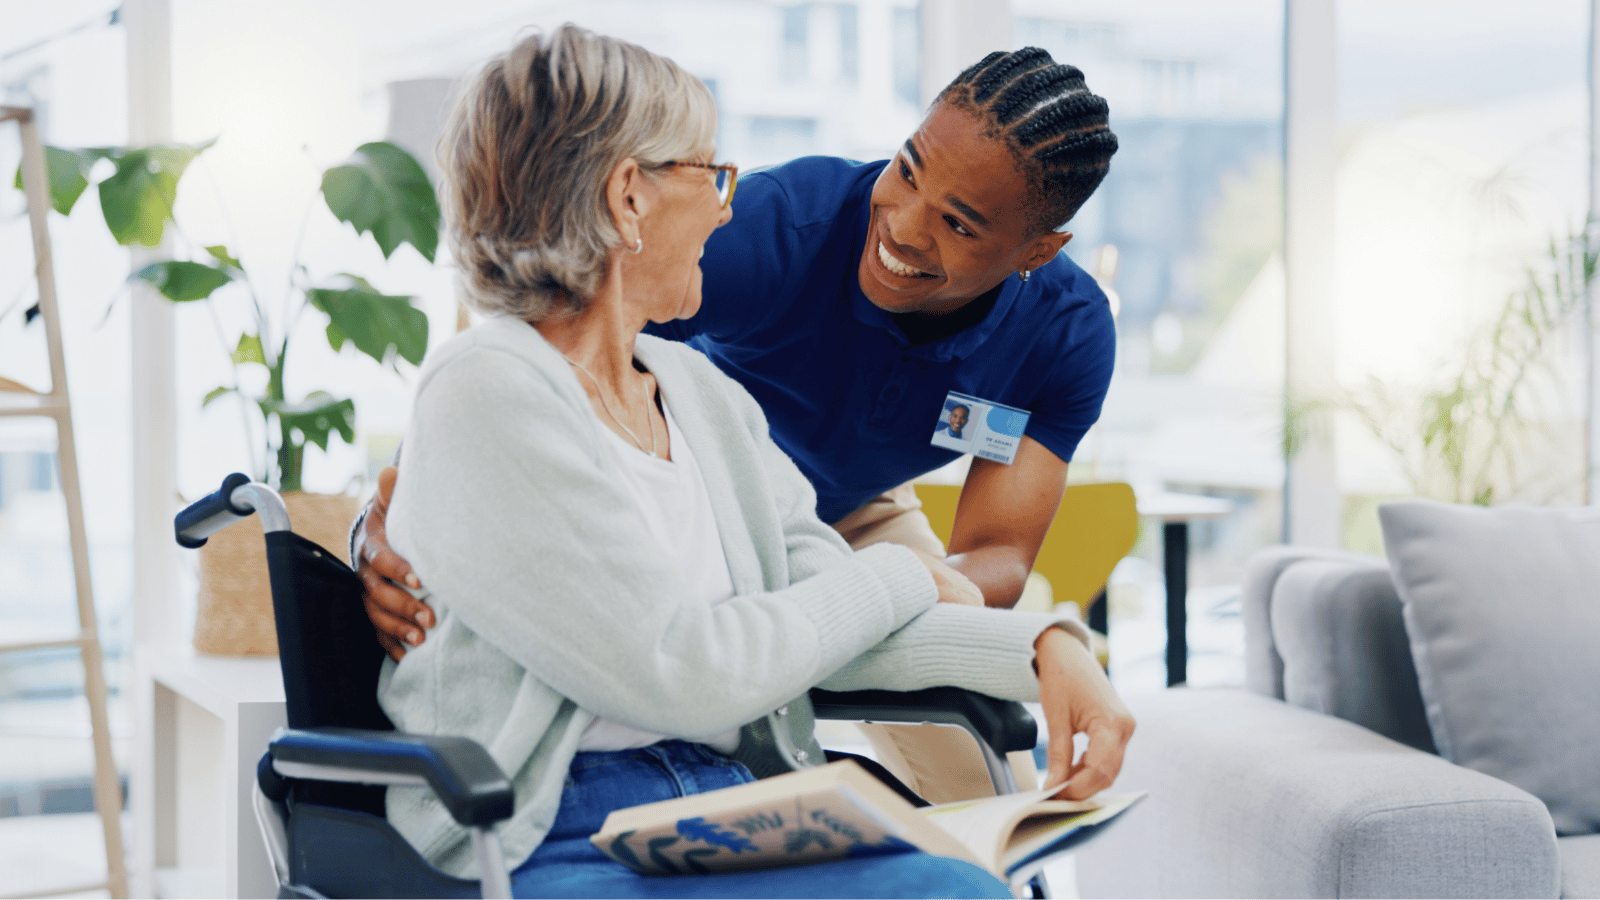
[358,466,436,662]
[913,550,986,607]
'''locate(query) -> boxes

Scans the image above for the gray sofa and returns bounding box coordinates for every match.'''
[1075,536,1600,898]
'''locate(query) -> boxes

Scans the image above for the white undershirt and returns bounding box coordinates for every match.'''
[577,398,742,753]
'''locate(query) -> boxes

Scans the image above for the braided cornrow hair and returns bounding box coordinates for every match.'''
[937,48,1118,236]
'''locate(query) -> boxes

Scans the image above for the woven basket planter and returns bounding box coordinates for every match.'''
[193,491,361,656]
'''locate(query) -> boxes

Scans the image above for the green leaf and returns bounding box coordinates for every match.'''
[13,147,110,215]
[231,333,266,366]
[204,244,243,270]
[307,277,429,368]
[131,260,235,301]
[97,140,212,246]
[13,146,110,215]
[269,392,356,452]
[202,386,236,407]
[321,141,440,261]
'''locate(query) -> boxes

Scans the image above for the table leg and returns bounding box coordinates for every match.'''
[1163,522,1188,687]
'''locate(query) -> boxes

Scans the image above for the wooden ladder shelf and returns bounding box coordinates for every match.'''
[0,105,129,900]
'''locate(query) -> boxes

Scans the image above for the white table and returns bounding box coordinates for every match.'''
[132,643,285,899]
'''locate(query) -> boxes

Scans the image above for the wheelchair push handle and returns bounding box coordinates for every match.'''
[175,473,292,547]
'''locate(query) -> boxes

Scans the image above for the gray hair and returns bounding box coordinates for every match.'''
[439,24,717,321]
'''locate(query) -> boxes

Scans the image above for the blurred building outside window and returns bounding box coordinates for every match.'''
[1016,0,1287,692]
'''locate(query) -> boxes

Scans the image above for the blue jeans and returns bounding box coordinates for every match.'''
[509,740,1011,899]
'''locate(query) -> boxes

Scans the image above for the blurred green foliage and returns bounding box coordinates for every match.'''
[1289,226,1598,506]
[18,140,437,492]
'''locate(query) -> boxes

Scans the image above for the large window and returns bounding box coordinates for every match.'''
[1018,0,1286,691]
[1334,1,1591,542]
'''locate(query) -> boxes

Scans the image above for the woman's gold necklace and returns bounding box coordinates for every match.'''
[563,354,659,457]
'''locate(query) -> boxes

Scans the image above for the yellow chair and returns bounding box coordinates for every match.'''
[914,482,1138,663]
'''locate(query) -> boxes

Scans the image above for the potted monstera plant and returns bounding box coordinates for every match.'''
[24,139,436,653]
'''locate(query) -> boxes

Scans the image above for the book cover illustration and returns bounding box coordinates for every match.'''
[594,782,923,875]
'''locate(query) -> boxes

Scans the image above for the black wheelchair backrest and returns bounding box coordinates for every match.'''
[265,530,394,734]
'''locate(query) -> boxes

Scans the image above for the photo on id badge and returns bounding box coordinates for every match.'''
[930,391,1029,465]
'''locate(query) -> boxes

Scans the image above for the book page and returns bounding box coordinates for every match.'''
[920,789,1099,870]
[1002,794,1145,884]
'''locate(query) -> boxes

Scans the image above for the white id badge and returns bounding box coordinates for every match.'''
[929,391,1030,465]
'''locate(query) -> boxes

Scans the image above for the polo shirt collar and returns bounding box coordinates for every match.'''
[849,274,1024,363]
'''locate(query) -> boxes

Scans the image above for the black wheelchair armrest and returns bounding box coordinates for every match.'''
[808,686,1037,755]
[269,727,514,828]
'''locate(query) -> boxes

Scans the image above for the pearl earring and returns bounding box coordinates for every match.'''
[632,237,644,254]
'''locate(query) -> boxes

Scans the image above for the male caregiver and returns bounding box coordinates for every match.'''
[357,46,1131,796]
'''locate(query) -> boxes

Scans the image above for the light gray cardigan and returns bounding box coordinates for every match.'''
[380,315,1084,877]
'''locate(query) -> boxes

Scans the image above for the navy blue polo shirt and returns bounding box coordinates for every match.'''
[647,156,1116,524]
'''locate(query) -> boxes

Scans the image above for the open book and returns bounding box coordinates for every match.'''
[591,759,1143,886]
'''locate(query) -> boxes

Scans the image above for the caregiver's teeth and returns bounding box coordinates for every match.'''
[878,242,929,277]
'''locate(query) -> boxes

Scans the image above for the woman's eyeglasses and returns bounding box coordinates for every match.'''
[662,160,739,208]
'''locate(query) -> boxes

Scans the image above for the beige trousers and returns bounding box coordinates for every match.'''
[830,484,1039,803]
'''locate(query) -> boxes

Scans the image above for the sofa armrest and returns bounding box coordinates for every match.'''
[1075,688,1560,899]
[1241,546,1384,700]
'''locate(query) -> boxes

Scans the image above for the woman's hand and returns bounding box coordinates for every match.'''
[911,550,985,606]
[1035,626,1136,800]
[358,466,437,662]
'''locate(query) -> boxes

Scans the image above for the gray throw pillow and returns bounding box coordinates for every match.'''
[1379,499,1600,835]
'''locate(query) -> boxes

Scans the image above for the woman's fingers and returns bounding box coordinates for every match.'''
[1041,727,1076,794]
[1034,626,1137,799]
[1056,720,1133,800]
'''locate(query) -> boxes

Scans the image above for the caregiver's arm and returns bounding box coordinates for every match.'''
[944,435,1070,609]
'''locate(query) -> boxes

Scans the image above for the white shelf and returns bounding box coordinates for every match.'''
[134,643,287,899]
[146,645,286,714]
[154,864,224,900]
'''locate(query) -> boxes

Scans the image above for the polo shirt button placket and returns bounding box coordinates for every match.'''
[870,361,913,425]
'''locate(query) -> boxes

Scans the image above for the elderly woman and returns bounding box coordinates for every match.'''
[382,24,1127,898]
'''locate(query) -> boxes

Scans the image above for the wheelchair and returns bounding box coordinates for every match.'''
[175,474,1044,899]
